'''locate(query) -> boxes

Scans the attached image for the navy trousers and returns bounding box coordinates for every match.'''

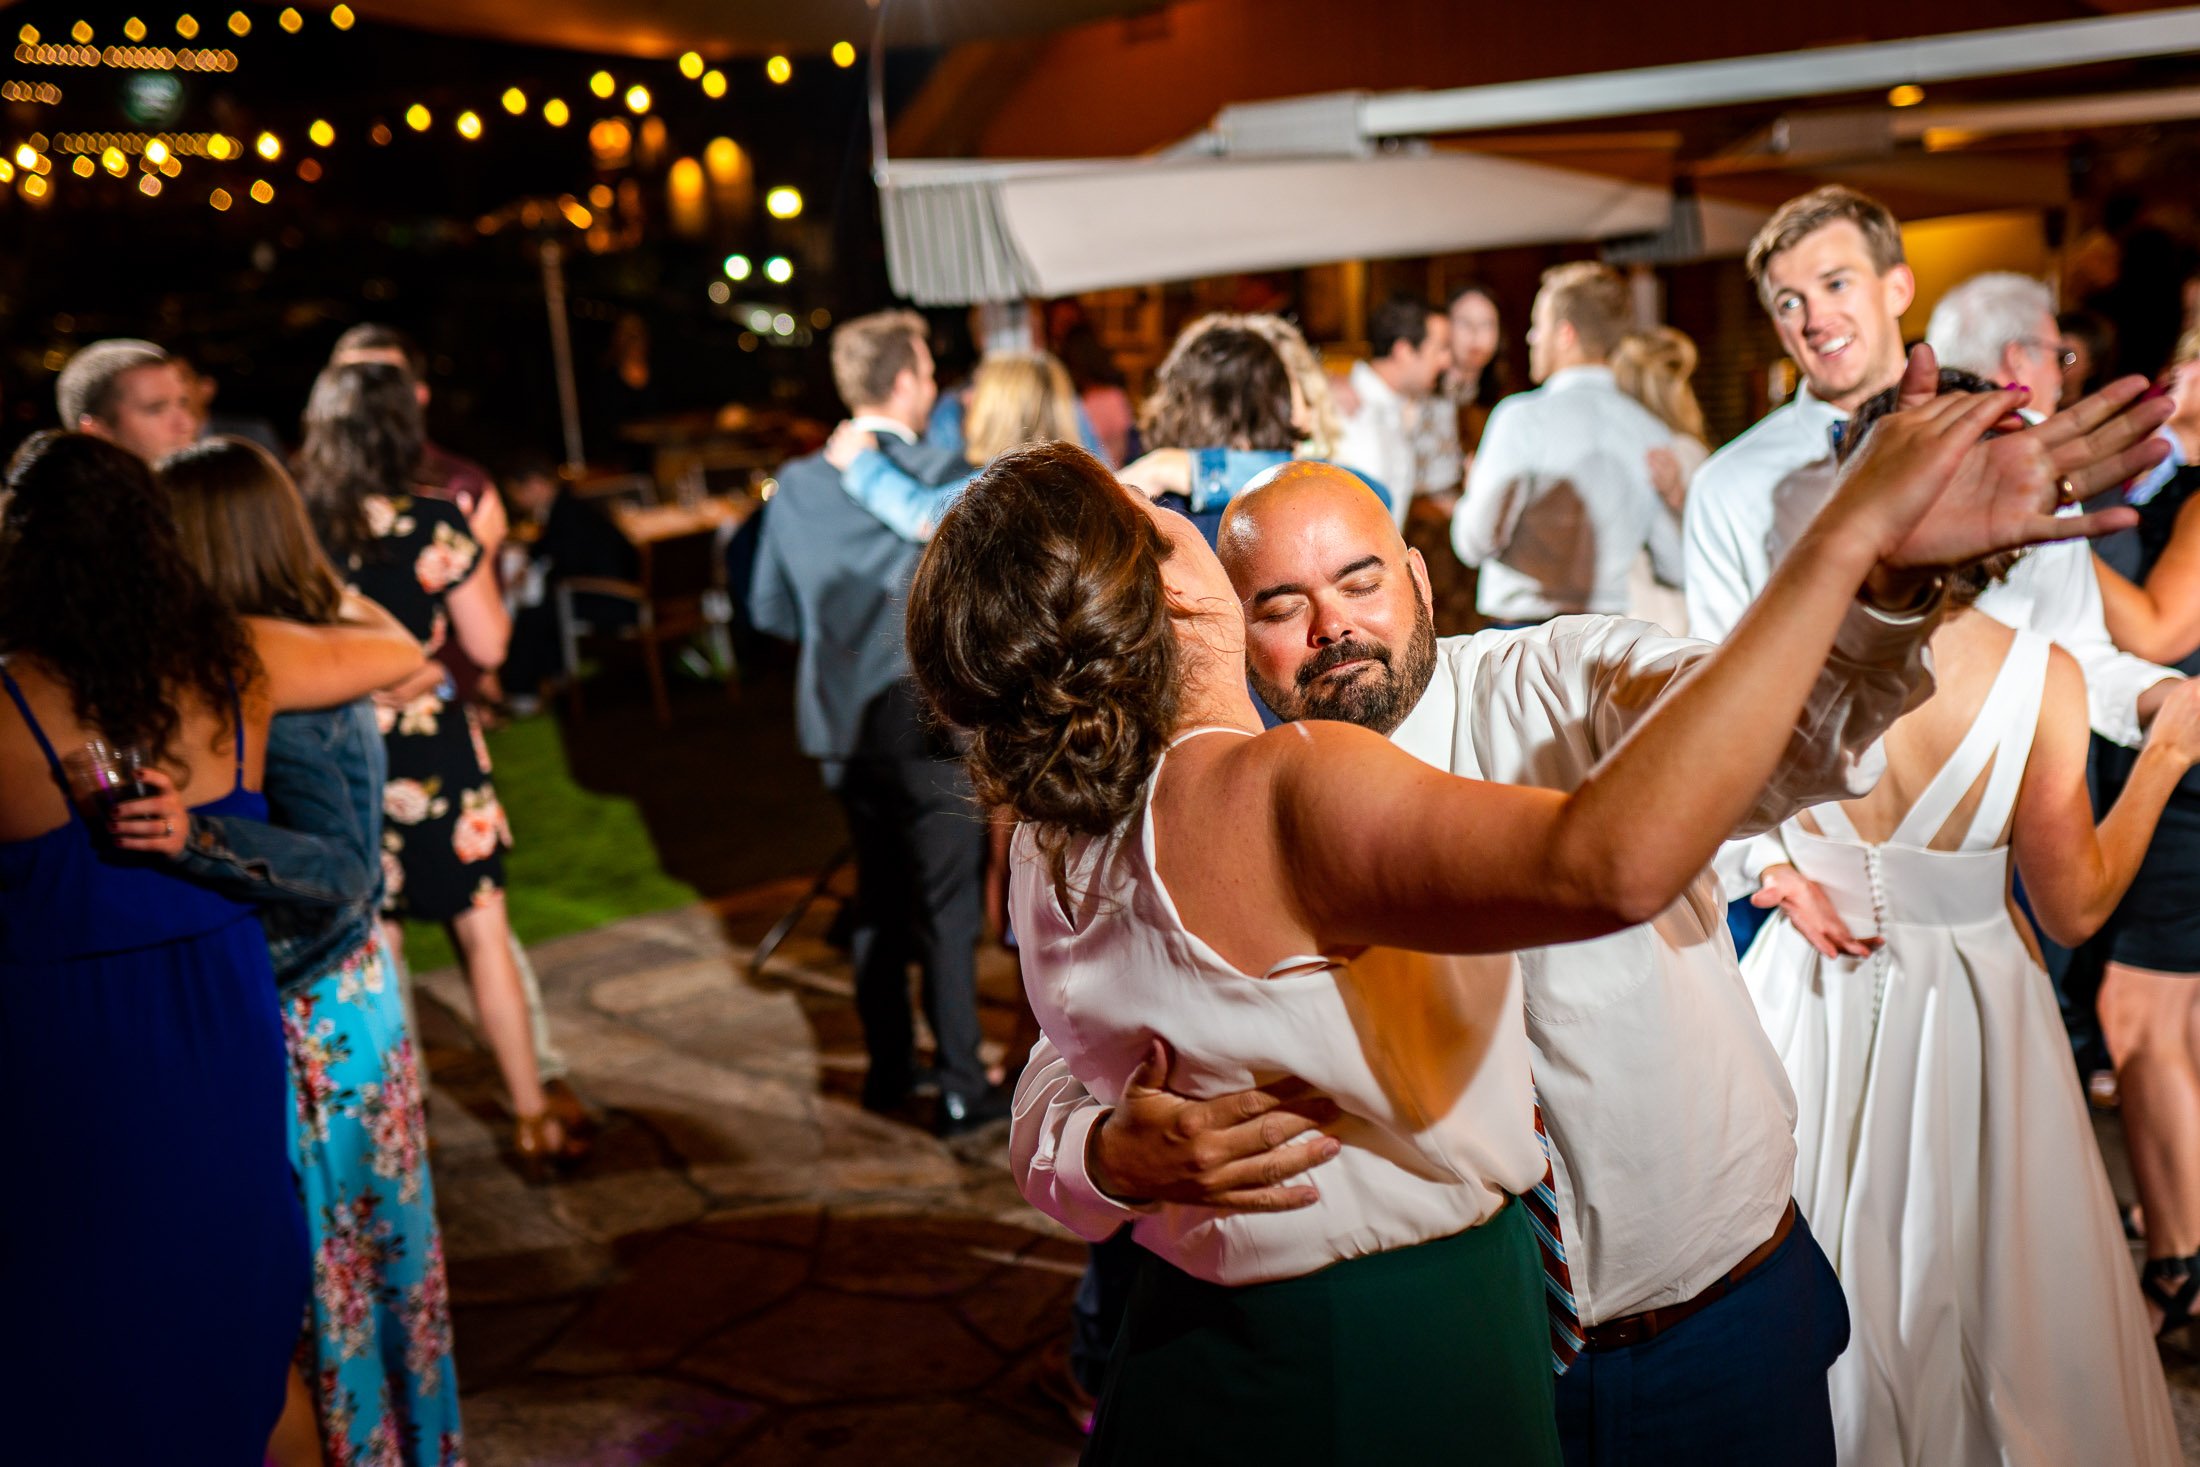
[1556,1208,1849,1467]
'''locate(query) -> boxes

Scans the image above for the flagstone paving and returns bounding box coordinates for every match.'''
[417,892,2200,1465]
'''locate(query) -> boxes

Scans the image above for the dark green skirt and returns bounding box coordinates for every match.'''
[1085,1199,1561,1466]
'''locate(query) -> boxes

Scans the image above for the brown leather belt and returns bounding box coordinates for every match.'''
[1580,1200,1798,1352]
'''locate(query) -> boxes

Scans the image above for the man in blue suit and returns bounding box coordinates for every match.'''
[748,309,1005,1135]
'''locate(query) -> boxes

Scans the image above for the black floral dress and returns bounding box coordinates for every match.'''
[345,492,511,923]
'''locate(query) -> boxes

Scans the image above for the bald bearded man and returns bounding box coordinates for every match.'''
[1013,462,1957,1466]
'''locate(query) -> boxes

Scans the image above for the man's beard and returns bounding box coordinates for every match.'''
[1252,581,1438,737]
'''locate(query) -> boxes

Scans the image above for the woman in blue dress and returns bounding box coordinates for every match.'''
[0,432,423,1463]
[153,438,466,1466]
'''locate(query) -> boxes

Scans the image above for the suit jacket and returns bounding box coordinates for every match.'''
[747,434,965,768]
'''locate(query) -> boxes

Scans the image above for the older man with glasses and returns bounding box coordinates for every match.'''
[1926,271,2075,414]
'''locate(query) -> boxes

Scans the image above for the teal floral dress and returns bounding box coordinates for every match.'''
[284,932,465,1466]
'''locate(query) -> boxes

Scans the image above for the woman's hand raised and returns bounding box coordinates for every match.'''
[1829,345,2166,573]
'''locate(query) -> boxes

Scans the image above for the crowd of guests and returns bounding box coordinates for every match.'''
[0,328,602,1462]
[12,171,2200,1465]
[755,182,2200,1465]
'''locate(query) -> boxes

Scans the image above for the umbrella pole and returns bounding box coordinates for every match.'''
[541,238,586,472]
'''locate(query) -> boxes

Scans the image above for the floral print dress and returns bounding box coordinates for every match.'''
[285,934,465,1467]
[346,494,512,923]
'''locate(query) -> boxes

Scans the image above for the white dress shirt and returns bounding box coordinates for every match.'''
[1013,607,1938,1322]
[1683,389,2175,747]
[1336,360,1457,530]
[1452,366,1682,622]
[1009,732,1543,1286]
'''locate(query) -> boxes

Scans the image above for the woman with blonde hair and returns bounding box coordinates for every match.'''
[1612,326,1711,634]
[825,350,1084,541]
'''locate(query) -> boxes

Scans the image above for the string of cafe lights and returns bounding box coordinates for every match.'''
[2,7,857,237]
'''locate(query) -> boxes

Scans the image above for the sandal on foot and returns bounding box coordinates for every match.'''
[2140,1255,2200,1340]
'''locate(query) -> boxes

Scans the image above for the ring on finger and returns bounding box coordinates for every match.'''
[163,819,173,837]
[2057,475,2080,505]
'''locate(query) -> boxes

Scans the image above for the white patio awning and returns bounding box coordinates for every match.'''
[880,150,1672,305]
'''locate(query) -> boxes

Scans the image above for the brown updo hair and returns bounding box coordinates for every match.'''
[906,441,1183,894]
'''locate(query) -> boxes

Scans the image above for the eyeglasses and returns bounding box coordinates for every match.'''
[2018,338,2080,370]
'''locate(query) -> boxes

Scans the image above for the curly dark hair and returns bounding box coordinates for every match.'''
[295,360,425,565]
[905,441,1183,897]
[1839,366,2023,607]
[0,431,260,763]
[1139,323,1297,453]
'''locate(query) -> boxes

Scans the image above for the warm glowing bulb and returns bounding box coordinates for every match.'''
[124,17,148,41]
[765,55,791,85]
[14,144,36,169]
[589,70,614,99]
[296,157,320,181]
[139,172,161,196]
[0,161,12,183]
[144,138,170,164]
[405,104,431,132]
[72,155,94,177]
[278,7,302,33]
[1887,84,1925,108]
[22,174,48,198]
[159,155,179,176]
[561,199,592,229]
[71,20,93,43]
[227,10,249,35]
[501,87,526,115]
[456,110,482,140]
[765,185,802,219]
[102,146,127,175]
[206,133,234,159]
[17,24,36,43]
[255,131,280,161]
[764,255,792,283]
[308,118,334,147]
[209,185,231,210]
[175,13,197,38]
[678,50,703,79]
[701,69,728,100]
[329,3,353,28]
[723,254,751,281]
[708,281,730,305]
[625,84,650,114]
[250,178,273,203]
[832,41,855,68]
[542,97,569,127]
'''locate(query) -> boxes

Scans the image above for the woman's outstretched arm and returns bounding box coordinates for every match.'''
[1277,366,2166,958]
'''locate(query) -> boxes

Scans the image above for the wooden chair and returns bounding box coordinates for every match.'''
[556,523,735,726]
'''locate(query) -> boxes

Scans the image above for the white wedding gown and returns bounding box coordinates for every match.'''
[1742,628,2180,1466]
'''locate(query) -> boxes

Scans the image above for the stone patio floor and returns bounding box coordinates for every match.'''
[415,887,2200,1466]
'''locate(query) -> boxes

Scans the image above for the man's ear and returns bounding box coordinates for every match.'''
[1884,263,1917,321]
[76,415,111,441]
[1406,546,1433,608]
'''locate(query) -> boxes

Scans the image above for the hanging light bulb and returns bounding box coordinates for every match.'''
[832,41,856,68]
[765,186,802,219]
[456,110,483,140]
[678,51,703,80]
[308,119,334,147]
[405,104,431,132]
[501,87,526,116]
[542,97,570,127]
[254,130,281,161]
[701,69,726,99]
[765,55,791,85]
[624,84,650,114]
[589,70,614,99]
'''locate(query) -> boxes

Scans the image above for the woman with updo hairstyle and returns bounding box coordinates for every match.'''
[1738,368,2199,1461]
[0,431,422,1461]
[905,404,2100,1461]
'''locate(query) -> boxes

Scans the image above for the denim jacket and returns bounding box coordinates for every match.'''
[174,699,386,989]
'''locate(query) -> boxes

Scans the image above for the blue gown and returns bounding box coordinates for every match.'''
[0,668,310,1463]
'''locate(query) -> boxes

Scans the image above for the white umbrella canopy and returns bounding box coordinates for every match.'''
[317,0,1151,58]
[882,150,1674,304]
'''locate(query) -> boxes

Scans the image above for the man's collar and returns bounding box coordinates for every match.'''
[1541,364,1615,392]
[848,413,919,445]
[1350,358,1404,406]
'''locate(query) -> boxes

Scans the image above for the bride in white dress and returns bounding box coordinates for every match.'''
[1744,515,2200,1461]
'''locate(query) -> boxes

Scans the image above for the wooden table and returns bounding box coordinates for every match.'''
[610,493,756,546]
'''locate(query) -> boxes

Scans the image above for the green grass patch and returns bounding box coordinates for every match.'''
[401,715,699,970]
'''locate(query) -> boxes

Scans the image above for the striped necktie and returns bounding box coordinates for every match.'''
[1525,1092,1583,1373]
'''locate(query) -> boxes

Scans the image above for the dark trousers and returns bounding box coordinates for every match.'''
[1555,1208,1849,1467]
[834,754,988,1104]
[1070,1228,1145,1396]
